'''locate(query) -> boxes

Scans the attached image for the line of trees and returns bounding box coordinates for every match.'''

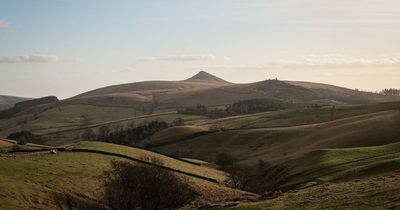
[81,119,185,145]
[227,98,293,114]
[7,131,42,145]
[178,99,295,118]
[380,88,400,96]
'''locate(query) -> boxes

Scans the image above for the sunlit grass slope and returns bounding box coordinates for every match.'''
[0,152,112,210]
[70,141,227,182]
[282,141,400,187]
[0,142,252,210]
[200,102,400,129]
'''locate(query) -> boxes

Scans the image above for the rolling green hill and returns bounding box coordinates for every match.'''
[282,141,400,187]
[214,171,400,210]
[212,142,400,209]
[0,72,399,146]
[70,141,227,182]
[0,140,253,210]
[0,103,207,145]
[147,103,400,165]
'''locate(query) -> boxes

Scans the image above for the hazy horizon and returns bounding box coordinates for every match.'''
[1,0,399,99]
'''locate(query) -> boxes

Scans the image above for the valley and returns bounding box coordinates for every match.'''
[1,72,400,209]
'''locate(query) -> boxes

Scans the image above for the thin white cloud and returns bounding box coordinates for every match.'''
[0,54,59,63]
[0,19,10,28]
[138,53,217,62]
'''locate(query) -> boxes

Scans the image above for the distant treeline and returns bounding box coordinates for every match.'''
[178,98,298,118]
[7,118,183,147]
[0,96,58,120]
[80,119,184,146]
[96,121,169,145]
[380,88,400,96]
[7,131,43,145]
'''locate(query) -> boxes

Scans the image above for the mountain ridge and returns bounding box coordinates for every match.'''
[54,71,400,110]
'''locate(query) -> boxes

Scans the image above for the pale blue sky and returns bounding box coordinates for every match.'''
[1,0,399,98]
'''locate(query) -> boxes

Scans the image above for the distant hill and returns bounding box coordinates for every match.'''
[0,71,399,143]
[14,96,58,110]
[68,71,231,108]
[0,96,59,120]
[0,95,31,111]
[67,71,400,109]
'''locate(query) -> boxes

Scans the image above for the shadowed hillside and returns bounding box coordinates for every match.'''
[0,95,31,111]
[148,104,400,166]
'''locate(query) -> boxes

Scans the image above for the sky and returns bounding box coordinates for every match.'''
[0,0,399,99]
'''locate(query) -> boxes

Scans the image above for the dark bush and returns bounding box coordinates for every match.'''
[7,131,39,145]
[103,159,197,210]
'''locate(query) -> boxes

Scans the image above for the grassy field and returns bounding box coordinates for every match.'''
[280,141,400,188]
[150,108,400,166]
[0,103,207,145]
[1,100,400,209]
[199,102,400,129]
[70,141,227,182]
[214,171,400,210]
[0,138,16,151]
[36,111,207,145]
[4,140,399,209]
[0,139,49,152]
[0,141,253,210]
[0,152,113,210]
[140,125,209,148]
